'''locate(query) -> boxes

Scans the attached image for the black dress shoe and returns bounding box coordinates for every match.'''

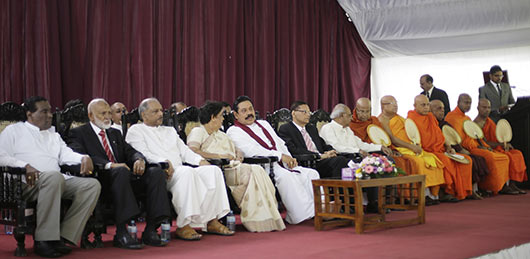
[34,241,62,258]
[142,230,167,247]
[113,233,143,250]
[51,240,72,255]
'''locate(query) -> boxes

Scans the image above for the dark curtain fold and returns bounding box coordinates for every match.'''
[1,0,371,114]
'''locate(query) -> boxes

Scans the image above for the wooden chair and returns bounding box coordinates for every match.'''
[174,106,201,143]
[0,102,36,257]
[309,109,331,132]
[58,103,89,142]
[266,108,292,133]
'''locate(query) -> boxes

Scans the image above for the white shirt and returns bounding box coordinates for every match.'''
[226,120,291,160]
[110,123,123,134]
[89,122,115,169]
[319,120,381,153]
[490,80,502,95]
[0,122,84,178]
[426,86,434,98]
[125,123,203,166]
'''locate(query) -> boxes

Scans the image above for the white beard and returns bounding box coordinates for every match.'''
[95,117,111,130]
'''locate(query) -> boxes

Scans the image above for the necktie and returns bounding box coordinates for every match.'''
[425,92,430,99]
[301,128,318,153]
[99,129,115,163]
[496,83,502,96]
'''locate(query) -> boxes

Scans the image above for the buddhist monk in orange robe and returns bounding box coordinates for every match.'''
[430,99,487,200]
[445,94,512,194]
[408,95,473,201]
[378,95,445,204]
[474,98,527,194]
[350,97,412,174]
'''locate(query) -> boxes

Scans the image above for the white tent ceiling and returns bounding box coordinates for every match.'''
[337,0,530,57]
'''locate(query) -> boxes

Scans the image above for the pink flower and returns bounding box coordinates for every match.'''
[384,166,393,172]
[364,166,374,174]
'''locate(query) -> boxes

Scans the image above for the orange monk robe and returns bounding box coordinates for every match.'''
[349,110,412,175]
[482,117,527,182]
[407,110,473,200]
[445,107,510,193]
[388,115,445,192]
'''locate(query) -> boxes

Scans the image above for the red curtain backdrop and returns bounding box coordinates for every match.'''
[1,0,371,114]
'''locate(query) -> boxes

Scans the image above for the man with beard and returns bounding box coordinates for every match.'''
[227,96,320,224]
[68,99,171,248]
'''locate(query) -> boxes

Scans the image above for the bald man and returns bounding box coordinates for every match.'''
[378,95,445,205]
[408,95,473,201]
[430,99,488,199]
[349,97,413,177]
[110,102,127,133]
[445,94,513,194]
[473,98,527,194]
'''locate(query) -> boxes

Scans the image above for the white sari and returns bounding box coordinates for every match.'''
[188,126,285,232]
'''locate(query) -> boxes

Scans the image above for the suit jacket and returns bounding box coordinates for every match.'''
[68,123,144,169]
[479,81,515,119]
[421,86,450,115]
[278,121,333,156]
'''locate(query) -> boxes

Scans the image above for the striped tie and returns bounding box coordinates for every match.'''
[301,128,318,153]
[99,129,115,163]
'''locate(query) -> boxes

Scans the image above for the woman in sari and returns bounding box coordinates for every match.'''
[187,101,286,232]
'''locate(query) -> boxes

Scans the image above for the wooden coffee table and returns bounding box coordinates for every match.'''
[312,174,426,234]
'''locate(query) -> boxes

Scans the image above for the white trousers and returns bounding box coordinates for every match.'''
[167,165,230,229]
[265,163,320,224]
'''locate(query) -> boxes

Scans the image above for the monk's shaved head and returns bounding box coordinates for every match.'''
[477,98,491,118]
[478,98,490,106]
[430,100,445,121]
[356,97,371,108]
[380,95,398,116]
[414,95,430,115]
[457,93,472,113]
[355,97,371,122]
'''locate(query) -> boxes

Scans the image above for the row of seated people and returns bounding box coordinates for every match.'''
[0,92,527,258]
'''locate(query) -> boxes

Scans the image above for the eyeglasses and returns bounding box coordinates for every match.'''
[295,110,311,115]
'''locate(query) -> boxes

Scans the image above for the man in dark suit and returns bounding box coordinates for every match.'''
[420,74,450,115]
[68,99,170,249]
[278,101,348,179]
[479,65,515,123]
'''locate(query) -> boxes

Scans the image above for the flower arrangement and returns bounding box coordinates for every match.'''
[348,153,405,179]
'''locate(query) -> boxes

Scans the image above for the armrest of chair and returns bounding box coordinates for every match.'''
[206,158,230,167]
[338,152,363,163]
[292,153,320,162]
[243,156,272,164]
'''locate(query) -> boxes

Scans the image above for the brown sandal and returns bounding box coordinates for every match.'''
[175,225,202,241]
[205,219,234,236]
